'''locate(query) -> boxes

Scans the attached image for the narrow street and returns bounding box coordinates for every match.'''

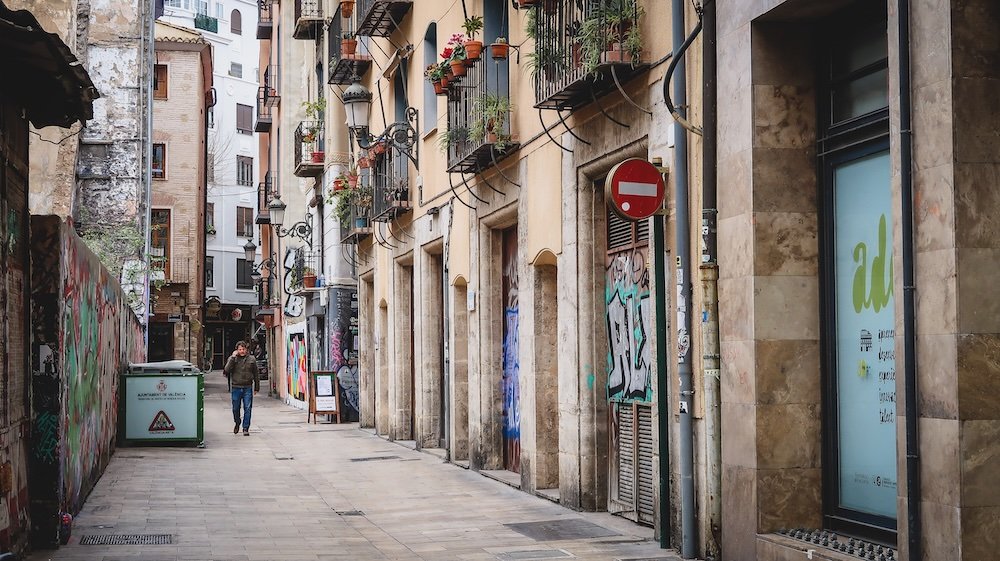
[26,373,677,561]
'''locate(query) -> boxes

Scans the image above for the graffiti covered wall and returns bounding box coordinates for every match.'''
[328,286,359,417]
[285,322,308,407]
[29,217,145,547]
[605,246,653,402]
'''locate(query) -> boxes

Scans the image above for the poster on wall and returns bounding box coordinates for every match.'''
[834,150,896,519]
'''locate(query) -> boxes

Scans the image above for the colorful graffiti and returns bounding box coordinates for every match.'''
[606,247,653,402]
[501,228,520,472]
[30,217,145,546]
[329,287,359,415]
[286,328,308,402]
[282,249,305,318]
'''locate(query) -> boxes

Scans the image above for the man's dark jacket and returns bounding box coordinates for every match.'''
[224,354,260,391]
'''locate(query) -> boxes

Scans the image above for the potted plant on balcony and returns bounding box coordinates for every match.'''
[302,267,317,288]
[442,38,468,77]
[347,165,359,188]
[470,93,513,151]
[517,0,537,8]
[426,64,446,95]
[437,126,469,153]
[332,185,353,224]
[333,173,348,192]
[342,31,358,56]
[339,0,355,18]
[526,41,567,84]
[462,16,484,61]
[576,0,644,74]
[354,183,373,229]
[490,37,509,60]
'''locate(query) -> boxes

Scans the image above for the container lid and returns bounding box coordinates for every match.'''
[127,360,200,374]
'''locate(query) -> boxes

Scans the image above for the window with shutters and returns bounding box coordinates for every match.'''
[230,9,241,34]
[236,258,254,289]
[236,206,253,237]
[152,143,166,179]
[230,62,243,78]
[154,65,168,99]
[206,256,215,287]
[237,155,253,186]
[236,103,253,134]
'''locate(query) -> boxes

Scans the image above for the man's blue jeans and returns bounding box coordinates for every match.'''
[232,386,253,430]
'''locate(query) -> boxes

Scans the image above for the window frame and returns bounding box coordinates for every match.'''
[237,155,253,186]
[152,143,167,180]
[235,258,255,290]
[153,64,169,100]
[817,4,895,546]
[205,255,215,288]
[236,103,253,134]
[150,208,172,279]
[235,206,254,238]
[230,8,242,34]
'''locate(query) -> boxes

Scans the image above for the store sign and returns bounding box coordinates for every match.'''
[834,150,896,519]
[123,376,200,440]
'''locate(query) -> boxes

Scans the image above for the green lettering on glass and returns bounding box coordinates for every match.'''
[852,214,894,313]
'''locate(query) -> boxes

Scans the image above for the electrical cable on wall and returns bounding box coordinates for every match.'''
[662,0,709,136]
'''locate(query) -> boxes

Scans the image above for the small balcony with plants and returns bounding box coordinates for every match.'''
[256,0,273,39]
[255,66,280,132]
[526,0,648,111]
[437,23,518,174]
[293,0,323,40]
[367,134,410,221]
[327,10,371,86]
[294,99,326,176]
[331,172,373,244]
[355,0,412,37]
[256,171,277,225]
[194,12,218,33]
[287,248,319,291]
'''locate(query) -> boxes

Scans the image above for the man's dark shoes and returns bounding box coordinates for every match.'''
[234,422,240,434]
[243,429,250,436]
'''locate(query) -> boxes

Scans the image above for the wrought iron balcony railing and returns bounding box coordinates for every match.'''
[255,87,273,132]
[293,0,323,40]
[293,120,325,177]
[339,194,372,244]
[371,134,410,221]
[256,0,273,39]
[194,13,218,33]
[256,171,277,224]
[355,0,412,37]
[446,57,519,174]
[532,0,649,111]
[327,10,372,85]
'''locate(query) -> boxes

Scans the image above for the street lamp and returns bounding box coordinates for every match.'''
[341,76,420,168]
[242,239,278,279]
[267,195,313,249]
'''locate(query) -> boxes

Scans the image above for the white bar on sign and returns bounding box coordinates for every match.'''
[618,181,658,197]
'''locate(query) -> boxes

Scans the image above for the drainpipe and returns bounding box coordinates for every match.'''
[442,201,454,457]
[699,1,721,558]
[652,159,671,550]
[897,0,920,559]
[671,0,696,557]
[143,0,154,350]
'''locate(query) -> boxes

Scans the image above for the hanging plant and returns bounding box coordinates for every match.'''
[341,31,358,56]
[490,37,509,60]
[339,0,354,18]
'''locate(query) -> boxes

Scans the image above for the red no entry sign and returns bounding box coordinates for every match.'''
[605,158,665,221]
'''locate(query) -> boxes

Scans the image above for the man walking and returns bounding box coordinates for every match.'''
[223,342,259,436]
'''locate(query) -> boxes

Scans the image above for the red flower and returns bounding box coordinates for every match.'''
[440,47,453,60]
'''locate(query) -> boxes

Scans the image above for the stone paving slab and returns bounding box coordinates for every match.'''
[26,372,683,561]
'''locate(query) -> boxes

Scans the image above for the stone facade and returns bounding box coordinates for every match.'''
[716,1,1000,560]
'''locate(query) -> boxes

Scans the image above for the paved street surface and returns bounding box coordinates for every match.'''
[27,372,681,561]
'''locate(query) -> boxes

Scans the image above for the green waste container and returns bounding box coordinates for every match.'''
[120,360,204,446]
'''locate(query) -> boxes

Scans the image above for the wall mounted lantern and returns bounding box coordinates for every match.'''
[341,76,420,169]
[267,196,313,250]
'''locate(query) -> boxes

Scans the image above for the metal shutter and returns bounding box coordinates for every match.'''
[636,404,655,524]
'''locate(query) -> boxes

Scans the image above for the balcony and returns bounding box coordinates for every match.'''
[293,0,323,40]
[327,11,372,85]
[194,13,218,33]
[255,66,280,132]
[339,196,372,244]
[445,58,519,174]
[371,138,410,221]
[293,121,325,177]
[256,0,273,39]
[256,172,277,224]
[532,0,649,111]
[355,0,412,37]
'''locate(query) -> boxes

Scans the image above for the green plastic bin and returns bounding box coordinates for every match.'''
[120,360,205,446]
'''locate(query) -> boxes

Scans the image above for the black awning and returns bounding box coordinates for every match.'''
[0,0,99,128]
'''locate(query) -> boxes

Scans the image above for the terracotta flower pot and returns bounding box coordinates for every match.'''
[358,157,370,169]
[347,174,359,188]
[490,42,509,60]
[311,151,324,163]
[373,141,387,155]
[333,179,345,192]
[450,59,467,77]
[433,81,445,95]
[464,40,483,61]
[302,274,317,289]
[340,0,354,18]
[602,43,632,65]
[440,75,449,89]
[342,39,358,56]
[517,0,537,7]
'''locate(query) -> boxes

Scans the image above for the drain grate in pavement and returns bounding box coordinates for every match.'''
[497,550,575,560]
[273,453,294,460]
[81,534,172,545]
[336,509,365,516]
[505,519,620,542]
[349,455,400,462]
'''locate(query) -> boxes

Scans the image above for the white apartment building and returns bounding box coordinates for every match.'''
[159,0,262,370]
